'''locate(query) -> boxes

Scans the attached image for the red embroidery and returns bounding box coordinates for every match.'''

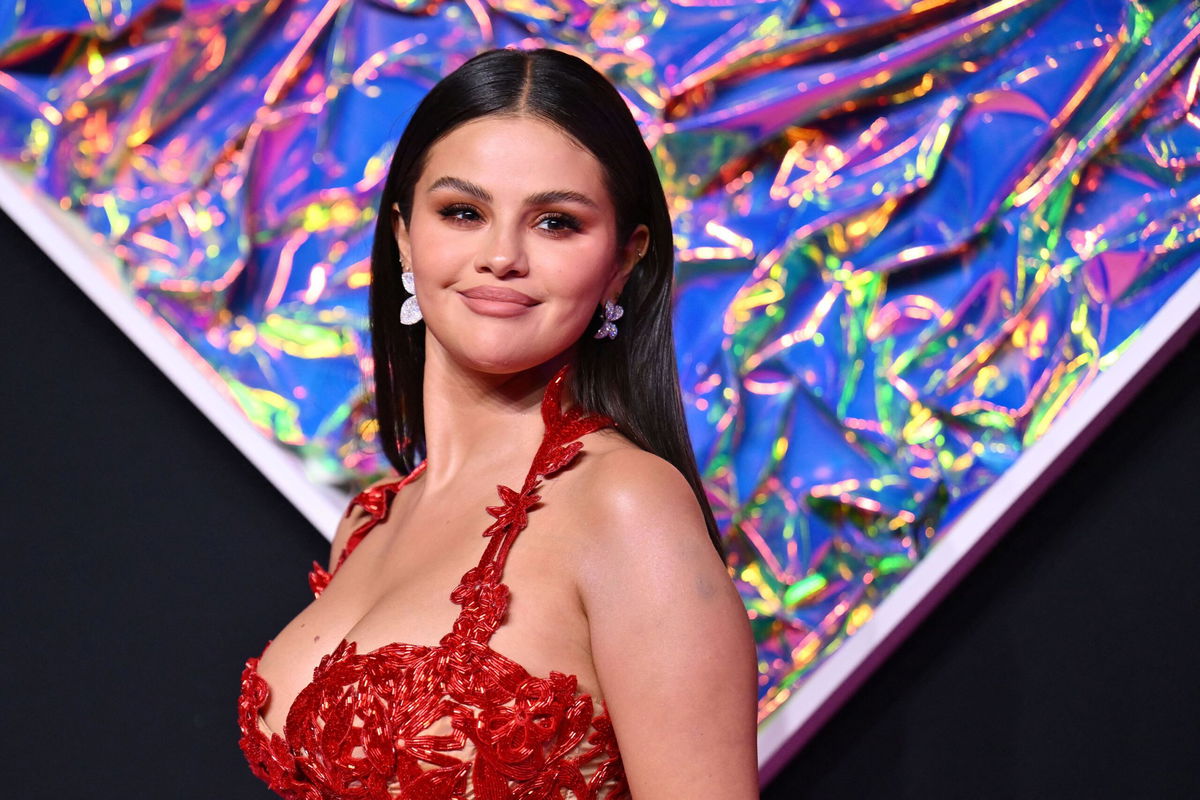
[238,364,630,799]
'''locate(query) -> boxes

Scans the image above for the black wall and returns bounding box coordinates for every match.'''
[3,210,1196,798]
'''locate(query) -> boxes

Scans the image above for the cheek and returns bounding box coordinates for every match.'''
[546,259,610,307]
[547,235,615,284]
[409,214,443,252]
[407,218,467,279]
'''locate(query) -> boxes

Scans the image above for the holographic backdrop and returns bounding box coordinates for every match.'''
[2,0,1197,748]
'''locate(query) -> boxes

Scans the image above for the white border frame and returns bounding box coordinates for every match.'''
[4,160,1198,785]
[0,164,349,539]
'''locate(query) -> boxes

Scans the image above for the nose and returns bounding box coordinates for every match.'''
[476,220,527,278]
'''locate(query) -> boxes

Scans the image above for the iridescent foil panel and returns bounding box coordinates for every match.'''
[2,0,1197,731]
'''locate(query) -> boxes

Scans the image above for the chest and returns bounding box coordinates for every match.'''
[252,483,598,738]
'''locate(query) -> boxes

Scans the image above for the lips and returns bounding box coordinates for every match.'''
[458,286,539,306]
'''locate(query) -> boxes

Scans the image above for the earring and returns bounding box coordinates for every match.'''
[593,299,623,339]
[400,263,422,325]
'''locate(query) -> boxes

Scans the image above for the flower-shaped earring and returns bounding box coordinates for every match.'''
[593,299,623,339]
[593,245,644,339]
[400,263,422,325]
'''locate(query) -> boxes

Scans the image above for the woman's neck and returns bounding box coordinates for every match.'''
[416,344,576,493]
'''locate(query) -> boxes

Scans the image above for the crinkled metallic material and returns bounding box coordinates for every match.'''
[2,0,1197,724]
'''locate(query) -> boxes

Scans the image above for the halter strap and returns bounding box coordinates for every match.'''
[318,363,615,647]
[447,363,615,645]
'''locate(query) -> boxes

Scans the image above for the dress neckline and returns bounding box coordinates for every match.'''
[248,361,617,744]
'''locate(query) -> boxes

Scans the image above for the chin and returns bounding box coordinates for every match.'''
[452,345,575,377]
[452,352,549,376]
[428,317,580,375]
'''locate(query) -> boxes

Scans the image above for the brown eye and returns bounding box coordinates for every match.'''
[537,213,581,235]
[438,204,481,223]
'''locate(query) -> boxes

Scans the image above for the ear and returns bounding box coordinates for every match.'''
[391,202,413,269]
[606,223,650,300]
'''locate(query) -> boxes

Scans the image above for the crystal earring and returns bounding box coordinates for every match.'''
[593,299,623,339]
[400,263,422,325]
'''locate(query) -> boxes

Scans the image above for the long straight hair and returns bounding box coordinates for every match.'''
[368,47,723,560]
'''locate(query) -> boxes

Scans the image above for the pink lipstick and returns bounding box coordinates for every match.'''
[458,285,540,318]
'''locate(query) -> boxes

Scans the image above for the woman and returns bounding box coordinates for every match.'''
[238,47,759,798]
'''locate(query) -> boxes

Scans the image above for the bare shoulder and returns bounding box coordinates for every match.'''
[565,431,760,795]
[327,474,403,570]
[564,429,730,612]
[570,429,714,558]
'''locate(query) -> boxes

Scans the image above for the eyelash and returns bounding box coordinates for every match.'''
[436,203,582,236]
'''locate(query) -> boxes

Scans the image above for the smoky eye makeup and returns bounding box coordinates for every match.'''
[536,212,583,233]
[435,203,584,236]
[436,203,481,222]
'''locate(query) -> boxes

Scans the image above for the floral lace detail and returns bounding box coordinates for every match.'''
[237,364,630,799]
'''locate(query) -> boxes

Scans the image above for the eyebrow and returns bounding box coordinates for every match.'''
[426,175,600,211]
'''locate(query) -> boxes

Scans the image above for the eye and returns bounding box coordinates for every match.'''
[536,213,582,236]
[437,203,481,224]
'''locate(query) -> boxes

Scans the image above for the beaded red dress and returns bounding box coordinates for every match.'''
[237,365,630,799]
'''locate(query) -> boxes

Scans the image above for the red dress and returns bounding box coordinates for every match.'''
[237,364,630,799]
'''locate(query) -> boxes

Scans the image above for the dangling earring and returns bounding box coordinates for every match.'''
[400,261,422,325]
[593,298,623,339]
[594,246,641,339]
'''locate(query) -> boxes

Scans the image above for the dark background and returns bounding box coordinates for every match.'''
[3,209,1197,799]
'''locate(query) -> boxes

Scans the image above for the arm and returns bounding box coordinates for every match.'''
[575,450,760,798]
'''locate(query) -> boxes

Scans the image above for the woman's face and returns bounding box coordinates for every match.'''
[393,115,648,375]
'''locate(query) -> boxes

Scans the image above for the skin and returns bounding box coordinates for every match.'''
[252,114,759,797]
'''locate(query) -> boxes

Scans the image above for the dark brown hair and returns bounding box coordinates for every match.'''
[368,47,723,559]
